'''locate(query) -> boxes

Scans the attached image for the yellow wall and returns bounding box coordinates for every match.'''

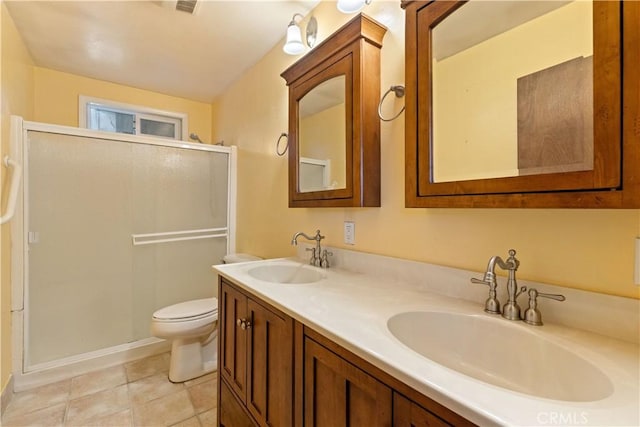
[433,1,592,181]
[33,67,212,142]
[213,1,640,299]
[1,0,35,397]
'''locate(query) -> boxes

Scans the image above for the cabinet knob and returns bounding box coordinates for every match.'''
[236,318,252,330]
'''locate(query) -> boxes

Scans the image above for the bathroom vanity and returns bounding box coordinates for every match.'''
[214,249,639,426]
[218,278,470,426]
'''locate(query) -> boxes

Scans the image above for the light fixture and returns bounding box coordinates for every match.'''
[337,0,372,14]
[283,14,304,55]
[283,14,318,56]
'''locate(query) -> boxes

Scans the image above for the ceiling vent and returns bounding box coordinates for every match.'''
[175,0,197,14]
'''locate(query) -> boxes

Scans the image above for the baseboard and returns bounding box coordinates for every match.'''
[13,338,170,392]
[1,374,14,415]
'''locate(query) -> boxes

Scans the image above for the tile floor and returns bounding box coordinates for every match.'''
[1,353,217,427]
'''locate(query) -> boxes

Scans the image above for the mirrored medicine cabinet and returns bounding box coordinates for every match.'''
[402,0,639,208]
[281,13,387,207]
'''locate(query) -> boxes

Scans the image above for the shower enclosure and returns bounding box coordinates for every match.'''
[10,117,235,386]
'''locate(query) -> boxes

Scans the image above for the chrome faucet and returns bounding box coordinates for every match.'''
[472,249,526,320]
[291,229,324,267]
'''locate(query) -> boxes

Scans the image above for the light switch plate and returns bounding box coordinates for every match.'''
[344,221,355,245]
[635,237,640,285]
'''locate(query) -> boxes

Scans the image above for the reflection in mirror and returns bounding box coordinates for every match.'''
[431,0,593,183]
[298,75,346,192]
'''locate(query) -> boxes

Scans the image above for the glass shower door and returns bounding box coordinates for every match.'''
[26,131,229,368]
[130,143,229,341]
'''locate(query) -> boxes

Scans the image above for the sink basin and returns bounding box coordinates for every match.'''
[247,262,324,284]
[387,311,614,402]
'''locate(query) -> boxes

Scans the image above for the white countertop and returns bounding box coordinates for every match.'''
[213,256,640,426]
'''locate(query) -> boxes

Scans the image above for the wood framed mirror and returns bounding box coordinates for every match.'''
[281,14,387,207]
[402,0,639,208]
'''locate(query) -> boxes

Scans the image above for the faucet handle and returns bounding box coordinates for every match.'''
[536,290,566,302]
[523,288,566,326]
[470,275,500,315]
[320,250,333,269]
[470,277,490,286]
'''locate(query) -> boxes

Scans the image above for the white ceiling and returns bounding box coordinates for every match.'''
[5,0,320,103]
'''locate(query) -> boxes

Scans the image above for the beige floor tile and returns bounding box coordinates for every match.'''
[1,402,66,427]
[128,373,184,406]
[2,353,212,427]
[65,384,129,426]
[69,365,127,399]
[170,416,201,427]
[125,353,170,383]
[80,408,133,427]
[186,380,216,414]
[183,372,216,388]
[133,389,195,427]
[198,408,217,427]
[2,379,70,418]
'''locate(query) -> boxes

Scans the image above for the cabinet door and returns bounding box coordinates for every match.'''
[303,337,392,427]
[246,298,294,426]
[393,393,451,427]
[219,281,248,400]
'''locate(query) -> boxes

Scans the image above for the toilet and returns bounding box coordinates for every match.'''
[150,253,261,382]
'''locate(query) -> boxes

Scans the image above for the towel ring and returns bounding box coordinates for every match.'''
[276,132,288,156]
[378,85,405,122]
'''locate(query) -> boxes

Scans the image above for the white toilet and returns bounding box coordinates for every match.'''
[150,253,261,382]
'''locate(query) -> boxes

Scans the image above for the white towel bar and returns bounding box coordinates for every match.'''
[132,227,228,246]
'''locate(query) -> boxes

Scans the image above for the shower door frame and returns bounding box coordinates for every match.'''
[10,116,237,391]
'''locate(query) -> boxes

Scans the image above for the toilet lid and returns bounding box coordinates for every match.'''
[153,298,218,321]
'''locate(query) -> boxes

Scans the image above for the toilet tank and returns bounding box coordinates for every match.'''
[222,253,262,264]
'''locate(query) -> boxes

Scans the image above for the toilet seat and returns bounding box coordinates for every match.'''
[153,298,218,322]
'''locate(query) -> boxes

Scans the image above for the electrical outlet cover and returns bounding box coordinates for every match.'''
[344,221,355,245]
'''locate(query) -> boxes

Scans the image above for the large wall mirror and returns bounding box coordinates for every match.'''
[432,1,593,182]
[402,0,639,208]
[282,14,387,207]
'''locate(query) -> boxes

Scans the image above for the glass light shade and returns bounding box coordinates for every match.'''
[337,0,366,14]
[283,23,305,55]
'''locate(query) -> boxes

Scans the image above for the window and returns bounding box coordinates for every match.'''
[79,96,187,141]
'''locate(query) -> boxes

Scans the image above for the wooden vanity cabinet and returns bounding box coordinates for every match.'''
[297,327,475,427]
[220,380,255,427]
[218,279,294,427]
[302,336,393,426]
[218,280,474,427]
[393,394,452,427]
